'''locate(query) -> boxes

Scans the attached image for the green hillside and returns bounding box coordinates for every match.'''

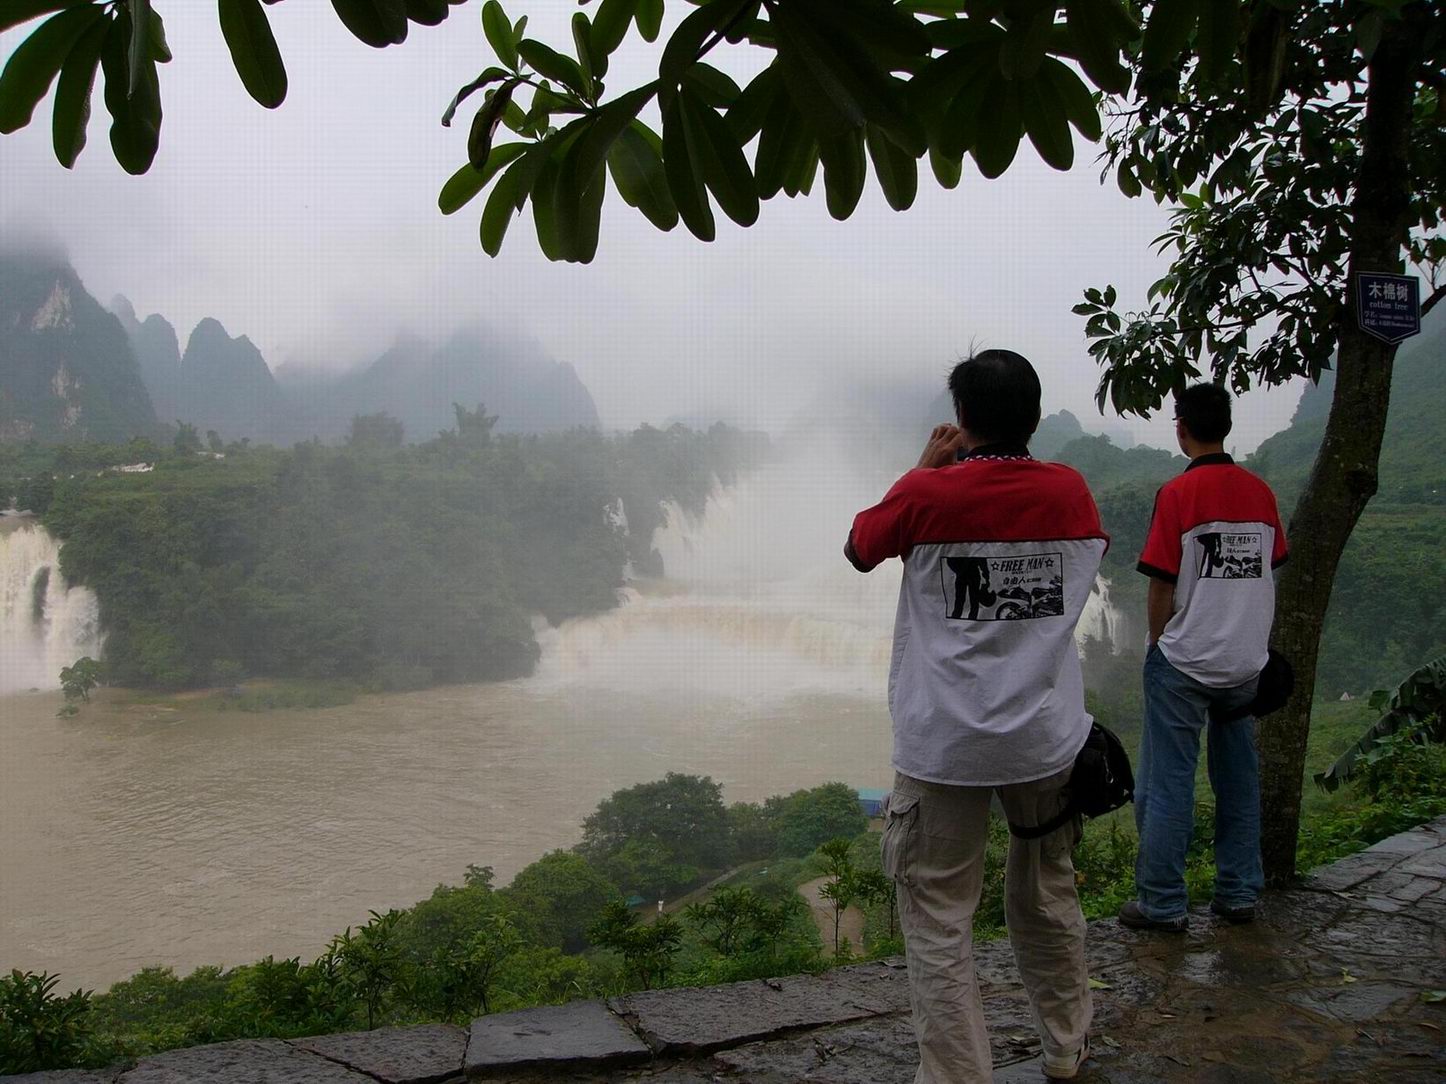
[1250,311,1445,694]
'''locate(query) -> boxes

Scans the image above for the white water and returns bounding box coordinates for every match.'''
[0,517,104,694]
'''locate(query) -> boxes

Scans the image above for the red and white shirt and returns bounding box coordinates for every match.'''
[1138,453,1288,688]
[849,448,1109,787]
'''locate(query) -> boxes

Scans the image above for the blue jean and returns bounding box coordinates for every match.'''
[1134,644,1262,920]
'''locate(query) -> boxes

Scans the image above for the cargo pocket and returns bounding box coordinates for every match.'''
[880,792,920,888]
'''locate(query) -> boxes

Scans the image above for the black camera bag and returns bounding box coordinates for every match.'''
[1008,722,1135,840]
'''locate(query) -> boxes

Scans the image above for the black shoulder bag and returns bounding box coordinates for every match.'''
[1008,722,1135,839]
[1209,648,1295,724]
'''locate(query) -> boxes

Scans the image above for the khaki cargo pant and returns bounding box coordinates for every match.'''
[882,769,1091,1083]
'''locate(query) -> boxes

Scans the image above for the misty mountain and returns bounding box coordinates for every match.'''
[112,297,181,422]
[176,317,290,444]
[316,328,601,442]
[0,252,156,444]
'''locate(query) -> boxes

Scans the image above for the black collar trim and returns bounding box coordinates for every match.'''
[1185,452,1234,471]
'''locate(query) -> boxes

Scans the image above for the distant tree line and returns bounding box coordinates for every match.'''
[13,409,767,691]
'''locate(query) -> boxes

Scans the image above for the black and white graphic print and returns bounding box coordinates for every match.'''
[1195,532,1263,579]
[941,553,1065,620]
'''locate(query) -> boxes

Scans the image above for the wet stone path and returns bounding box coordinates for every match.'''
[7,816,1445,1083]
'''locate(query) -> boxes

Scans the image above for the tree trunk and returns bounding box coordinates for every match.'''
[1258,16,1423,884]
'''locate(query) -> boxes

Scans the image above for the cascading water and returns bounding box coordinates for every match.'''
[1078,574,1128,654]
[0,518,104,694]
[528,457,1129,698]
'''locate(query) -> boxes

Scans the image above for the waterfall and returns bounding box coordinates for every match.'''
[0,518,104,694]
[1077,574,1127,654]
[529,458,1131,698]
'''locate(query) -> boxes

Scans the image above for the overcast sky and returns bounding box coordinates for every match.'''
[1,2,1306,451]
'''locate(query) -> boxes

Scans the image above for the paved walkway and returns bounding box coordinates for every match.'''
[7,816,1445,1083]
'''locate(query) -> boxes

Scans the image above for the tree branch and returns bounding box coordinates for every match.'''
[1423,280,1446,316]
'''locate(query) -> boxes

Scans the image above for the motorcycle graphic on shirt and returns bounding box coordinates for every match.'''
[1194,532,1263,579]
[941,553,1065,620]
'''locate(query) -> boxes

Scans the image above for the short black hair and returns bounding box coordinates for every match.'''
[1174,383,1232,443]
[947,349,1042,445]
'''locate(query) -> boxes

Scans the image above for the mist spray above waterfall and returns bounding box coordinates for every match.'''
[529,448,1128,699]
[0,519,104,694]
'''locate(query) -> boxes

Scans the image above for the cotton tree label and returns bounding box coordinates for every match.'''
[1355,273,1421,345]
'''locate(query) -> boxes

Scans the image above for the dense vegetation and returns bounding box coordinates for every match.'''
[6,411,766,690]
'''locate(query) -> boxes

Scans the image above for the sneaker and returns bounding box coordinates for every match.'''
[1118,900,1187,932]
[1210,898,1256,924]
[1042,1036,1091,1080]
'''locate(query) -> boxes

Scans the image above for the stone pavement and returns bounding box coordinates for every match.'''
[8,816,1445,1083]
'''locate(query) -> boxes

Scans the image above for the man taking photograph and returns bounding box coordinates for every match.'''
[846,349,1108,1082]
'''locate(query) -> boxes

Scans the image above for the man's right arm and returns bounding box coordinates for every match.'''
[847,473,920,573]
[1147,577,1175,645]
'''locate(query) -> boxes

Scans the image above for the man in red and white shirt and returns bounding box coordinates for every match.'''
[1121,383,1288,933]
[847,350,1106,1082]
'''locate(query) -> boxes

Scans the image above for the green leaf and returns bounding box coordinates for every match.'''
[1061,0,1133,95]
[441,67,508,127]
[971,75,1021,179]
[662,92,716,241]
[405,0,452,26]
[576,12,608,83]
[480,139,551,256]
[754,88,803,199]
[1040,57,1100,142]
[330,0,409,48]
[219,0,287,109]
[934,61,993,161]
[438,141,526,214]
[570,81,658,190]
[566,145,607,263]
[1018,72,1072,171]
[685,63,743,109]
[126,0,150,97]
[146,7,170,62]
[726,63,780,146]
[518,40,590,100]
[1141,0,1201,74]
[468,80,519,168]
[819,128,865,220]
[680,86,758,226]
[1117,161,1142,197]
[998,7,1053,80]
[660,0,749,92]
[608,120,678,230]
[865,123,916,211]
[481,1,517,69]
[1421,990,1446,1004]
[529,152,566,260]
[929,143,962,190]
[50,10,106,167]
[591,0,637,60]
[786,141,820,197]
[1196,0,1240,83]
[1,0,90,36]
[770,1,867,138]
[99,7,160,173]
[0,4,106,135]
[635,0,663,43]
